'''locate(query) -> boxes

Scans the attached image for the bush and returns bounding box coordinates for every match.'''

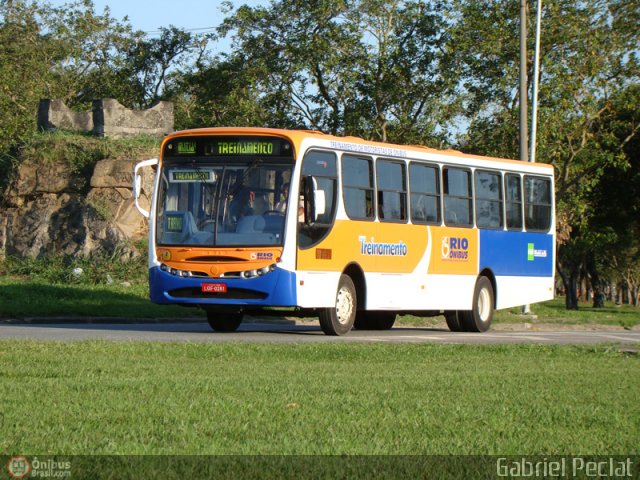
[0,245,148,286]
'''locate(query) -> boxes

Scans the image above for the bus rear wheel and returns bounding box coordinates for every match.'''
[444,311,464,332]
[319,274,356,336]
[206,310,243,332]
[354,311,396,330]
[459,276,494,333]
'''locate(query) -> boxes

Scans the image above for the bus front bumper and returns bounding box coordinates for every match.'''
[149,266,297,307]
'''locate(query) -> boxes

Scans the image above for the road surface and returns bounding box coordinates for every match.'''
[1,321,639,346]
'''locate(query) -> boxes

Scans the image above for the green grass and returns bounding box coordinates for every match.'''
[388,297,640,329]
[0,342,638,455]
[0,280,196,319]
[496,298,640,328]
[16,130,159,172]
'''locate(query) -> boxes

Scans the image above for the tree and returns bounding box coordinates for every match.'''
[448,0,639,309]
[587,85,640,307]
[216,0,456,144]
[0,0,137,151]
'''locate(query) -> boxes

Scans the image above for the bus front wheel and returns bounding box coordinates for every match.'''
[206,310,243,332]
[459,276,494,332]
[319,274,357,335]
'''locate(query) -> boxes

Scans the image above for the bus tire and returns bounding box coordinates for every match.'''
[354,311,396,330]
[206,311,243,332]
[459,276,494,333]
[319,274,356,335]
[445,311,464,332]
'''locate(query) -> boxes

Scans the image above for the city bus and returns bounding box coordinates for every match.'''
[133,127,555,335]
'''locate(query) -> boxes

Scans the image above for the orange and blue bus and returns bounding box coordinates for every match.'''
[133,127,555,335]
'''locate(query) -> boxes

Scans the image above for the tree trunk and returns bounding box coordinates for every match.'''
[566,271,579,310]
[586,254,605,308]
[558,264,580,310]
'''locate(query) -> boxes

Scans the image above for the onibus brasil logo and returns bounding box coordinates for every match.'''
[7,456,71,478]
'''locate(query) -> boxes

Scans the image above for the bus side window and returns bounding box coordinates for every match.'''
[342,155,374,220]
[505,174,523,230]
[298,150,338,248]
[377,159,407,222]
[475,170,503,229]
[524,176,552,232]
[443,167,473,227]
[410,163,440,224]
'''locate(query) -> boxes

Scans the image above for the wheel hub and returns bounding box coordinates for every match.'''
[336,286,354,325]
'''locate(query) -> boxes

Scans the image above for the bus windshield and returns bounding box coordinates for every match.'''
[156,160,293,247]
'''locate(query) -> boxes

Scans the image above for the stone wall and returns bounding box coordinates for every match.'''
[0,156,154,259]
[38,100,93,133]
[37,98,174,138]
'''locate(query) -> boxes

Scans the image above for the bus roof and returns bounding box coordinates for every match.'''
[165,127,555,171]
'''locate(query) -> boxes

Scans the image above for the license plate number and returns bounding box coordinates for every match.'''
[202,283,227,293]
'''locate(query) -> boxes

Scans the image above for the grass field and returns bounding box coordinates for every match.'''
[1,341,638,455]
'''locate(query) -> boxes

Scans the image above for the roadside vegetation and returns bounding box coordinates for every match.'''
[1,254,639,327]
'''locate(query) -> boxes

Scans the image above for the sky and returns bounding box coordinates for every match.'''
[45,0,266,52]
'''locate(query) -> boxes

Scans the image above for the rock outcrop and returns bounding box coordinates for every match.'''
[0,156,155,259]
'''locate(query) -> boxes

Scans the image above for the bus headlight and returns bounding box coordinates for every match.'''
[160,263,192,278]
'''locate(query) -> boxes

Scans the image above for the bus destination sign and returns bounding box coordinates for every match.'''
[165,136,292,158]
[216,141,274,155]
[170,169,216,183]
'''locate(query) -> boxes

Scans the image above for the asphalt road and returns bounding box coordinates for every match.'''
[1,321,639,345]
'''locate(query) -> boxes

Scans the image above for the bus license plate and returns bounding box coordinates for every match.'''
[202,283,227,293]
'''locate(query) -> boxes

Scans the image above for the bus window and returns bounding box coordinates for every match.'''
[342,155,374,220]
[376,159,407,222]
[524,176,552,232]
[409,163,440,225]
[505,173,523,230]
[298,150,338,248]
[443,167,473,227]
[475,170,503,229]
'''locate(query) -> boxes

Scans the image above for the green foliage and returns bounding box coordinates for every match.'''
[0,1,208,156]
[214,0,456,144]
[449,0,639,308]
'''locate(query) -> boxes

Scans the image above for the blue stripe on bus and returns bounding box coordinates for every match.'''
[149,267,297,306]
[479,230,553,277]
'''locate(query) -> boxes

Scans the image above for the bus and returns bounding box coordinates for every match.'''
[133,127,555,335]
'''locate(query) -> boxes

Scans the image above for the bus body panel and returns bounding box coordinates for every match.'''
[479,230,554,277]
[363,272,477,310]
[494,276,555,309]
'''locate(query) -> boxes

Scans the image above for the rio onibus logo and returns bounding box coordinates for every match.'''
[441,236,469,261]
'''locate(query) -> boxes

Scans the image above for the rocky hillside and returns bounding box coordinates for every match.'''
[0,133,158,259]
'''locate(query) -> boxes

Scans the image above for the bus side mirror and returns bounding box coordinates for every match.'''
[133,158,158,218]
[303,175,326,224]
